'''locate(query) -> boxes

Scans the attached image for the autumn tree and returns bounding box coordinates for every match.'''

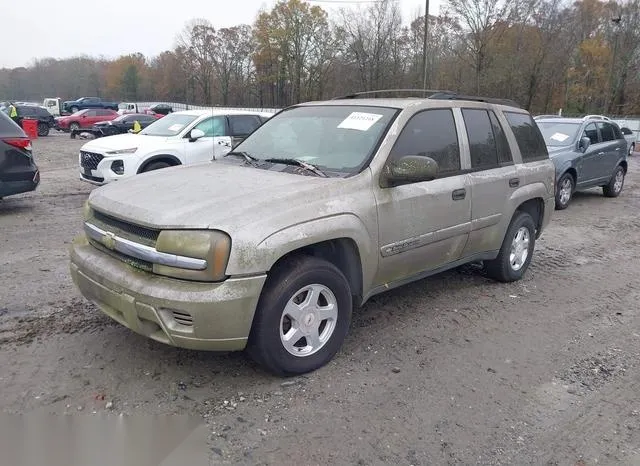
[177,19,217,103]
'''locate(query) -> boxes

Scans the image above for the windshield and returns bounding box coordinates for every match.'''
[233,105,398,174]
[140,113,198,136]
[537,122,581,146]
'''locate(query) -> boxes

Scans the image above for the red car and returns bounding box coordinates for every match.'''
[55,109,118,132]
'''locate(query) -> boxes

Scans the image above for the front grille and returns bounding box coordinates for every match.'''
[90,210,160,247]
[88,238,153,272]
[80,151,104,170]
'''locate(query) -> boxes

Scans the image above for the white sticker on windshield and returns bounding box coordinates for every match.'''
[168,124,184,132]
[337,112,383,131]
[550,132,569,142]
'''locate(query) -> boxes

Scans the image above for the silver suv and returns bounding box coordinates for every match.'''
[70,91,555,376]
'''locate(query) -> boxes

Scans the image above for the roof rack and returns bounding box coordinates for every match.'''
[331,89,522,108]
[582,114,611,121]
[428,92,522,109]
[332,89,455,100]
[534,114,563,120]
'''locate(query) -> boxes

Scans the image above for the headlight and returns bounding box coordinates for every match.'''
[154,230,231,282]
[106,147,137,155]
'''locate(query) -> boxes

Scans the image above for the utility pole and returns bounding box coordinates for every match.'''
[422,0,430,89]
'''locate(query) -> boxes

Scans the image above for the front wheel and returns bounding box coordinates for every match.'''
[142,161,170,172]
[247,256,352,376]
[69,122,80,132]
[603,165,625,198]
[37,123,49,136]
[629,143,635,156]
[485,211,536,283]
[555,173,574,210]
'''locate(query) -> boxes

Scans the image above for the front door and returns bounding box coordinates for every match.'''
[578,122,603,184]
[374,108,471,286]
[185,116,232,164]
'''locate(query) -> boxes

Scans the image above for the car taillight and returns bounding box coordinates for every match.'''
[2,137,32,151]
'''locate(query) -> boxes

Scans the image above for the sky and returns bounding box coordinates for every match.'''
[1,0,442,68]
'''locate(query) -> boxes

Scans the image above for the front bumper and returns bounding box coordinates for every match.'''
[70,235,266,351]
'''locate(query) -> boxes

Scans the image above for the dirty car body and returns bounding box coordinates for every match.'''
[70,96,555,375]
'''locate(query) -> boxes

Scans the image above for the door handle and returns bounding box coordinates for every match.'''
[452,188,466,201]
[509,177,520,188]
[615,147,620,151]
[598,151,605,156]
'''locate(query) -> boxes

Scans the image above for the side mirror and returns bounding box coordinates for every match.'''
[381,155,438,188]
[578,136,591,153]
[189,128,205,142]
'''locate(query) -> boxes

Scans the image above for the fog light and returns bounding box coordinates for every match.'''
[110,160,124,175]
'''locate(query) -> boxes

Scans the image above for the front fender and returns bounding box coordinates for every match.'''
[226,214,378,292]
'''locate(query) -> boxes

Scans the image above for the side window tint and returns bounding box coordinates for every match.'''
[504,112,549,162]
[194,116,226,137]
[389,109,460,175]
[462,109,498,169]
[583,123,599,144]
[598,122,615,142]
[489,110,512,163]
[229,116,261,137]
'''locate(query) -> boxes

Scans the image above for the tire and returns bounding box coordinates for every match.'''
[555,172,574,210]
[603,165,625,198]
[629,143,635,156]
[70,106,79,113]
[37,123,49,136]
[142,161,170,172]
[247,255,352,376]
[485,211,536,283]
[69,122,80,132]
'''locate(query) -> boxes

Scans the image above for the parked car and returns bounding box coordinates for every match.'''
[536,116,628,209]
[0,111,40,199]
[147,103,173,116]
[55,109,119,132]
[93,113,159,136]
[62,97,119,114]
[620,126,637,155]
[78,109,272,184]
[15,105,56,136]
[70,91,555,376]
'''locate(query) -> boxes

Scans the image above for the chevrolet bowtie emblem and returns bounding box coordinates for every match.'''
[101,231,117,250]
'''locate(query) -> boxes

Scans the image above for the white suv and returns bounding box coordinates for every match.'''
[78,109,273,184]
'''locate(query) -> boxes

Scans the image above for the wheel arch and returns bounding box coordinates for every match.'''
[137,154,182,173]
[515,197,545,239]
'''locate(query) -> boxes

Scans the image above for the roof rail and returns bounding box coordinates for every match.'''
[332,89,455,100]
[583,114,611,121]
[428,92,522,109]
[534,114,563,120]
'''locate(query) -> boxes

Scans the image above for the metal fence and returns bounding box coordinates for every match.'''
[135,102,281,113]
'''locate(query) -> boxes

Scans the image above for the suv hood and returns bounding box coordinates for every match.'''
[88,163,357,232]
[547,145,574,157]
[81,133,162,152]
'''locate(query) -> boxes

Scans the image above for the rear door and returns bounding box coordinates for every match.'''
[597,122,624,177]
[460,108,518,257]
[184,116,229,163]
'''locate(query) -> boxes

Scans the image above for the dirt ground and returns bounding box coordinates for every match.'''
[1,132,639,465]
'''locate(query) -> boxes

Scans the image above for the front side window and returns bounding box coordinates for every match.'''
[194,116,227,137]
[389,109,460,175]
[504,112,549,162]
[598,122,615,142]
[233,105,398,174]
[583,123,599,145]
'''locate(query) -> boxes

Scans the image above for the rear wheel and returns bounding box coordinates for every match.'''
[142,161,170,172]
[603,165,625,198]
[247,256,352,376]
[485,211,536,283]
[69,122,80,132]
[37,123,49,136]
[70,106,79,113]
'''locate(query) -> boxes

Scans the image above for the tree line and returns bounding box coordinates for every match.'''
[1,0,639,115]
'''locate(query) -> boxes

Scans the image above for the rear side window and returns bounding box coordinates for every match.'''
[504,112,549,162]
[489,111,513,163]
[96,109,112,116]
[462,109,498,169]
[598,122,616,142]
[583,123,599,144]
[389,109,460,176]
[228,115,262,137]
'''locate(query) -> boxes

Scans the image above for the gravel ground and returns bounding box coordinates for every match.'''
[1,132,640,465]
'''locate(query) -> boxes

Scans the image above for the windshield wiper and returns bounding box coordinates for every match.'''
[224,150,259,166]
[263,158,328,178]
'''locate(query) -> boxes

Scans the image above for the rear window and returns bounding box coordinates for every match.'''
[0,111,24,135]
[504,112,549,162]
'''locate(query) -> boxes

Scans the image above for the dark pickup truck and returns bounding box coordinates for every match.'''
[62,97,120,115]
